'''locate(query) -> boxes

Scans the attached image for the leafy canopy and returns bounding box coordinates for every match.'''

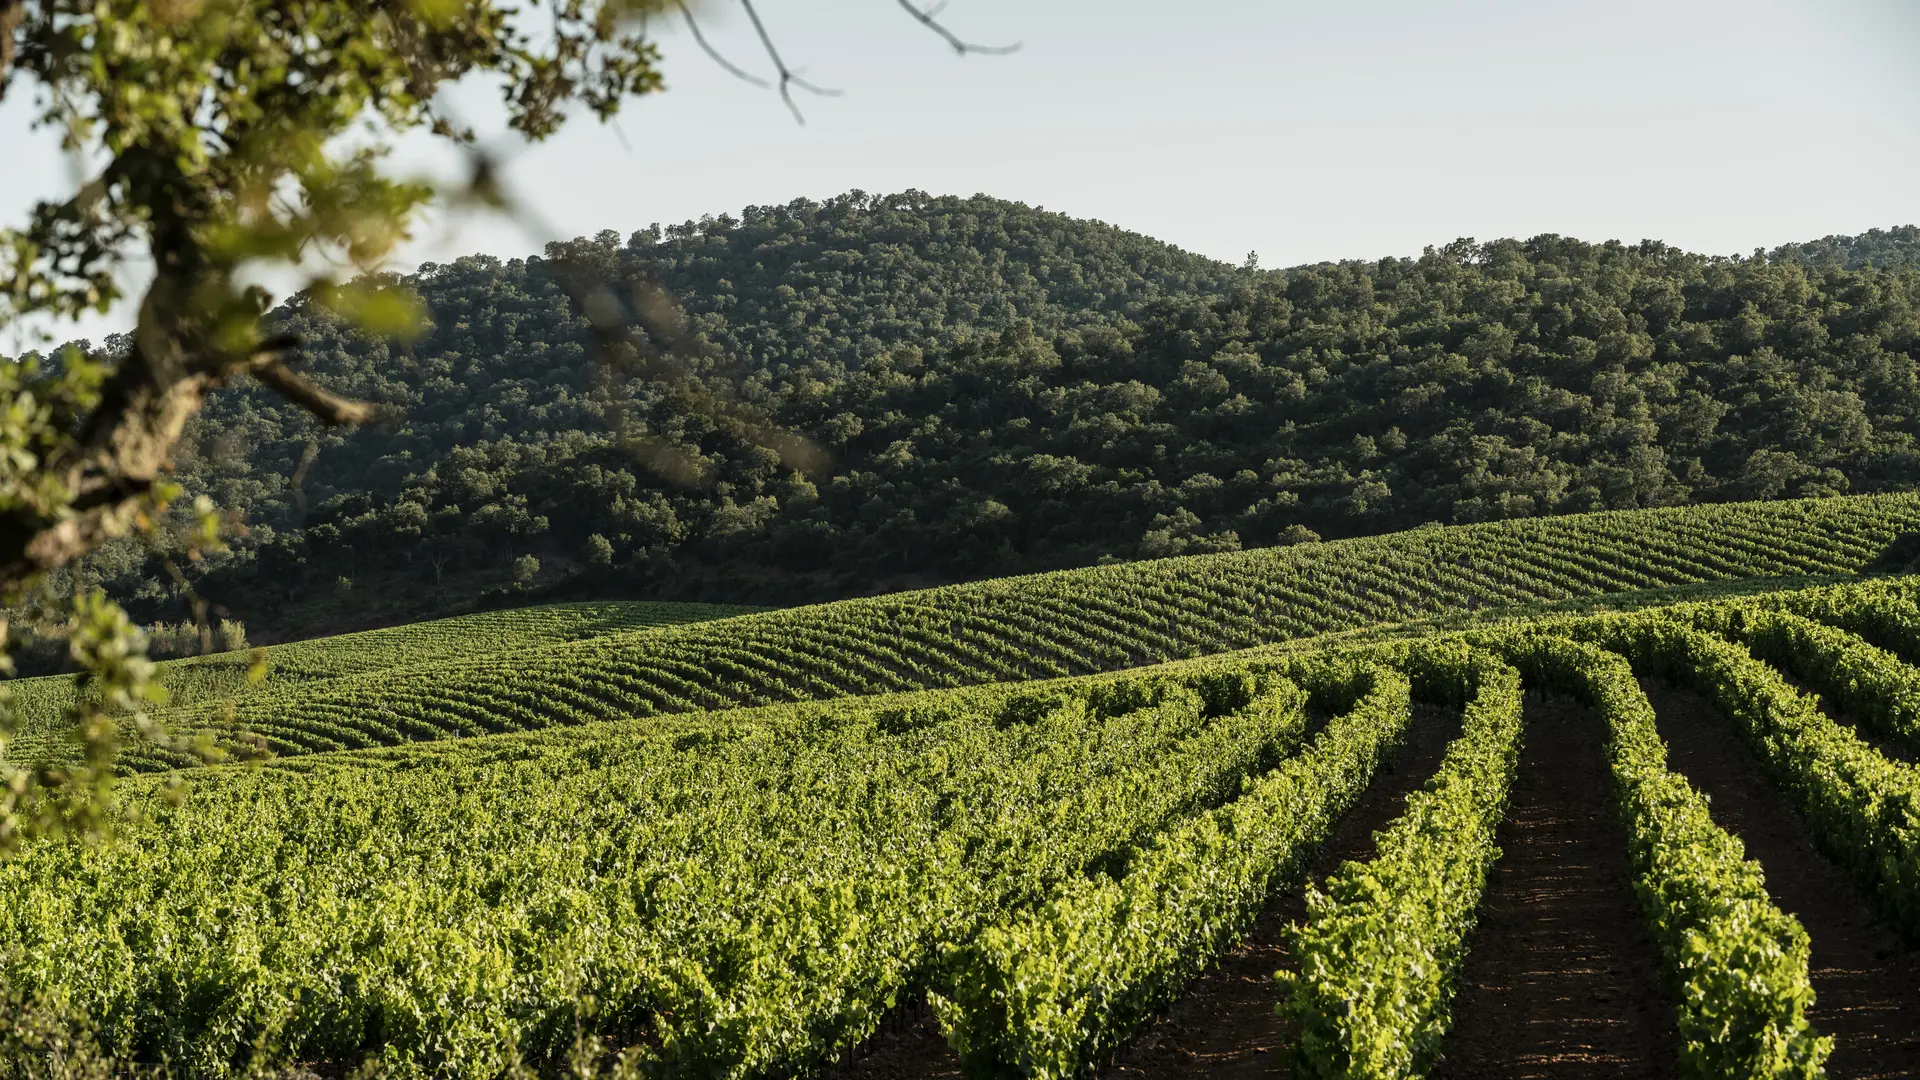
[0,0,675,848]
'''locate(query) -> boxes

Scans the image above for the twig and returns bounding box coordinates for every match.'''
[737,0,841,125]
[677,0,769,88]
[895,0,1021,55]
[234,333,374,426]
[683,0,1014,124]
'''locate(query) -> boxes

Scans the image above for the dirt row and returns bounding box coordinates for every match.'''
[1430,694,1677,1078]
[1645,679,1920,1079]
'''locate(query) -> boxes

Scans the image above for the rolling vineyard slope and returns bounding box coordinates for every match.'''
[0,600,751,752]
[27,493,1920,771]
[9,573,1920,1077]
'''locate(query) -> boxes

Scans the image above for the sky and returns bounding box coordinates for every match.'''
[4,0,1919,348]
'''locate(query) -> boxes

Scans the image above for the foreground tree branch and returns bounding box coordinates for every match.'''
[0,1,20,86]
[0,331,365,594]
[245,346,374,428]
[0,0,673,603]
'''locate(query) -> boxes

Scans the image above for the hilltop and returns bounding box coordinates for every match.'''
[24,194,1920,640]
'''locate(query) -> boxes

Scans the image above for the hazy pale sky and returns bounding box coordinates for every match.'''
[4,0,1918,347]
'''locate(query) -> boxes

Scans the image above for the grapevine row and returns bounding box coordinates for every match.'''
[1501,635,1827,1078]
[1703,605,1920,759]
[1588,614,1920,938]
[3,598,747,744]
[1279,647,1523,1080]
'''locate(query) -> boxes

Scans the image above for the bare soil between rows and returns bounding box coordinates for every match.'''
[836,1001,959,1080]
[1431,694,1679,1079]
[1646,678,1920,1080]
[1102,702,1463,1079]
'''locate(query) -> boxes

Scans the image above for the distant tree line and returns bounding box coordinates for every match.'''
[22,192,1920,630]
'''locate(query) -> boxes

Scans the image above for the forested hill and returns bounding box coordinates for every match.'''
[1766,224,1920,271]
[32,192,1920,633]
[180,188,1251,534]
[191,189,1255,530]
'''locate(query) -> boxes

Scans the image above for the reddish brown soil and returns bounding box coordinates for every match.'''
[1646,679,1920,1080]
[1431,695,1679,1079]
[1102,703,1464,1079]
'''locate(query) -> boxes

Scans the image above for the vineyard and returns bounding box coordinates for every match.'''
[12,492,1920,772]
[0,599,752,762]
[5,496,1920,1077]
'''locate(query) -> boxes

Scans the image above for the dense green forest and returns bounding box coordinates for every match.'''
[17,192,1920,641]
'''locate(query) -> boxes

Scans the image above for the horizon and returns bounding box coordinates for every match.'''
[11,189,1919,354]
[5,0,1918,349]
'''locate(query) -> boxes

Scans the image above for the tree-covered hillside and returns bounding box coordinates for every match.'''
[28,191,1920,633]
[1766,225,1920,271]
